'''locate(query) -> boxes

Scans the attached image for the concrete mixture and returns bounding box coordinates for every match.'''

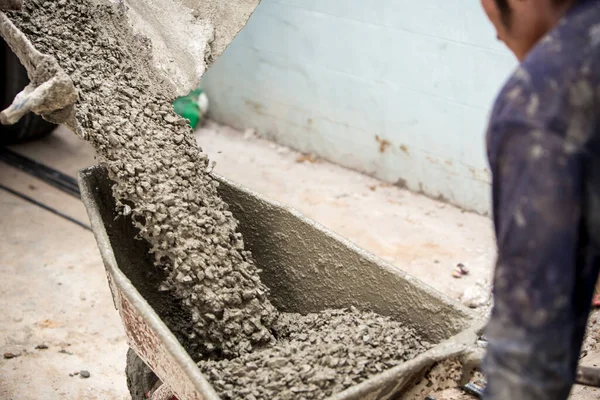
[3,0,431,397]
[198,308,431,399]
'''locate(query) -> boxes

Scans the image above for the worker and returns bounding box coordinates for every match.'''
[480,0,600,398]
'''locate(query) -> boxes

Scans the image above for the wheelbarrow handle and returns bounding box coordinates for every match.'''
[463,343,600,395]
[470,337,600,389]
[576,366,600,388]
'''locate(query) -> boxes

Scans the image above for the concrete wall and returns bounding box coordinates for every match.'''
[201,0,517,214]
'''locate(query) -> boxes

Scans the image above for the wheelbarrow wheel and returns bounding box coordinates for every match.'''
[126,348,159,400]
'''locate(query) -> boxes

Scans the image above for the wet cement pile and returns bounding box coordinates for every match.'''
[6,2,431,396]
[8,0,277,359]
[198,308,431,400]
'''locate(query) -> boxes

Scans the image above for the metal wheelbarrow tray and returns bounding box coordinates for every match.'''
[78,165,482,400]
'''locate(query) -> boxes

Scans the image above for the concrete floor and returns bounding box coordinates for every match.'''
[0,128,128,399]
[0,122,596,399]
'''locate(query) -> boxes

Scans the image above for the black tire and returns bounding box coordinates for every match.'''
[125,348,160,400]
[1,37,56,145]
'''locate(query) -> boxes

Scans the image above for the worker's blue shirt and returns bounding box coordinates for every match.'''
[483,1,600,399]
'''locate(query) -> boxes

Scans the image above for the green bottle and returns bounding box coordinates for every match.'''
[173,87,209,130]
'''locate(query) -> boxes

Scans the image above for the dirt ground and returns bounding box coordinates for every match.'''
[0,122,598,399]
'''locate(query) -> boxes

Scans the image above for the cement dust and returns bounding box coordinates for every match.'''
[6,0,429,396]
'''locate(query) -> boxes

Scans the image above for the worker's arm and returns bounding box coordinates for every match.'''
[483,121,592,400]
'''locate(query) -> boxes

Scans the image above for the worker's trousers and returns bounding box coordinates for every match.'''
[483,253,600,400]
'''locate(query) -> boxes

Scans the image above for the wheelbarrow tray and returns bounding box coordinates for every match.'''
[78,165,479,400]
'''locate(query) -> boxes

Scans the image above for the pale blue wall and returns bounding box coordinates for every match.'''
[201,0,517,214]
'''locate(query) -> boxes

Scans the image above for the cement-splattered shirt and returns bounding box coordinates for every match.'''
[483,1,600,399]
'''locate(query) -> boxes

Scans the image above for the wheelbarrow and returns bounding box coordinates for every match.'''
[78,165,484,400]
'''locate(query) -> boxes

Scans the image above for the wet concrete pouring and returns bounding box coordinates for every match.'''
[4,1,431,398]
